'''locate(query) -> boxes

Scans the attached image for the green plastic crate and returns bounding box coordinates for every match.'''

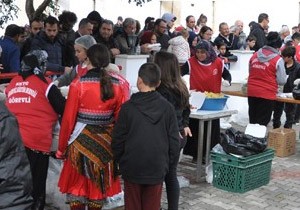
[211,149,274,193]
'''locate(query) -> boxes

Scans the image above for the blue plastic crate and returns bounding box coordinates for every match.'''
[200,95,229,110]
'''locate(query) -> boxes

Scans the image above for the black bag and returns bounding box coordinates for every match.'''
[293,83,300,100]
[220,128,267,156]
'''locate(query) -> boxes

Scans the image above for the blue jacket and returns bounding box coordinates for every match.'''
[30,31,65,72]
[0,36,20,73]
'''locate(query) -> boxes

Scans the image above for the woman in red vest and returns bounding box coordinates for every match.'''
[5,50,66,210]
[181,40,231,162]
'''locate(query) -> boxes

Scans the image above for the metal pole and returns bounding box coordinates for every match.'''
[299,1,300,24]
[212,0,215,33]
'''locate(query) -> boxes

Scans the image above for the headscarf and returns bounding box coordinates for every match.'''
[161,13,176,24]
[195,40,217,64]
[187,31,199,47]
[19,50,48,83]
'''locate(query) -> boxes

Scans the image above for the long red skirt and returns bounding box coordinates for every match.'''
[58,159,121,200]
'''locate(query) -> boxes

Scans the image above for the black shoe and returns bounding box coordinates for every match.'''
[31,197,45,210]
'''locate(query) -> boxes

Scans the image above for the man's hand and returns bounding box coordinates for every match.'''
[64,67,72,74]
[111,48,120,57]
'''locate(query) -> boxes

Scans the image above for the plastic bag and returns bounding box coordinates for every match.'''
[220,128,267,156]
[178,176,190,188]
[205,162,213,184]
[103,192,124,210]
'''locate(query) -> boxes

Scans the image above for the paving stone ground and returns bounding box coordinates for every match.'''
[46,123,300,210]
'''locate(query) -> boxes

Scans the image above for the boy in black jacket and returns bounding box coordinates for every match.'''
[273,46,300,128]
[112,63,180,210]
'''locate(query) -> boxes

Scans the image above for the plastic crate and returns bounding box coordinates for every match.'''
[211,149,274,193]
[200,96,229,110]
[268,128,296,157]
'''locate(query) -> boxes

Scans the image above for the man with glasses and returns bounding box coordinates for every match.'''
[249,13,269,51]
[153,18,170,50]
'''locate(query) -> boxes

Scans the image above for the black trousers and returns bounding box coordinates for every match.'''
[273,101,296,128]
[248,97,275,126]
[25,148,49,209]
[183,118,220,160]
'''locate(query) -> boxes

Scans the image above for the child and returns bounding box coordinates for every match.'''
[217,42,237,70]
[292,32,300,62]
[112,63,180,210]
[273,46,300,128]
[168,28,190,64]
[154,51,191,210]
[245,35,257,51]
[188,31,200,57]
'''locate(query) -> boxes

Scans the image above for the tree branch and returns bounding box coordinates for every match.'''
[25,0,35,21]
[34,0,52,19]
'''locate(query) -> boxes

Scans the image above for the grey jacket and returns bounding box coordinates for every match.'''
[0,102,33,210]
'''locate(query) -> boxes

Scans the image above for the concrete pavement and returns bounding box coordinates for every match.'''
[160,123,300,210]
[45,123,300,210]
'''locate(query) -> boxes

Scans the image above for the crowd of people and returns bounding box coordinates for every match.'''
[1,8,300,210]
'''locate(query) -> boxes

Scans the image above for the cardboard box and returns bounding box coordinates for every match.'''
[268,128,296,157]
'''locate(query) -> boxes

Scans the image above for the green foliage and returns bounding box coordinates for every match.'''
[0,0,19,28]
[47,0,60,15]
[128,0,152,7]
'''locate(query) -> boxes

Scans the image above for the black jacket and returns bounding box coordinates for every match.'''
[214,33,239,51]
[112,91,180,185]
[249,22,267,51]
[30,31,66,72]
[157,85,190,132]
[0,102,33,210]
[284,60,300,93]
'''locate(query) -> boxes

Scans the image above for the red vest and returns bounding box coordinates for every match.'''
[247,52,281,100]
[295,44,300,63]
[188,56,224,93]
[6,75,58,152]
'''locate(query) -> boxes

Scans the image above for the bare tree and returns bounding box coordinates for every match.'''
[25,0,52,21]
